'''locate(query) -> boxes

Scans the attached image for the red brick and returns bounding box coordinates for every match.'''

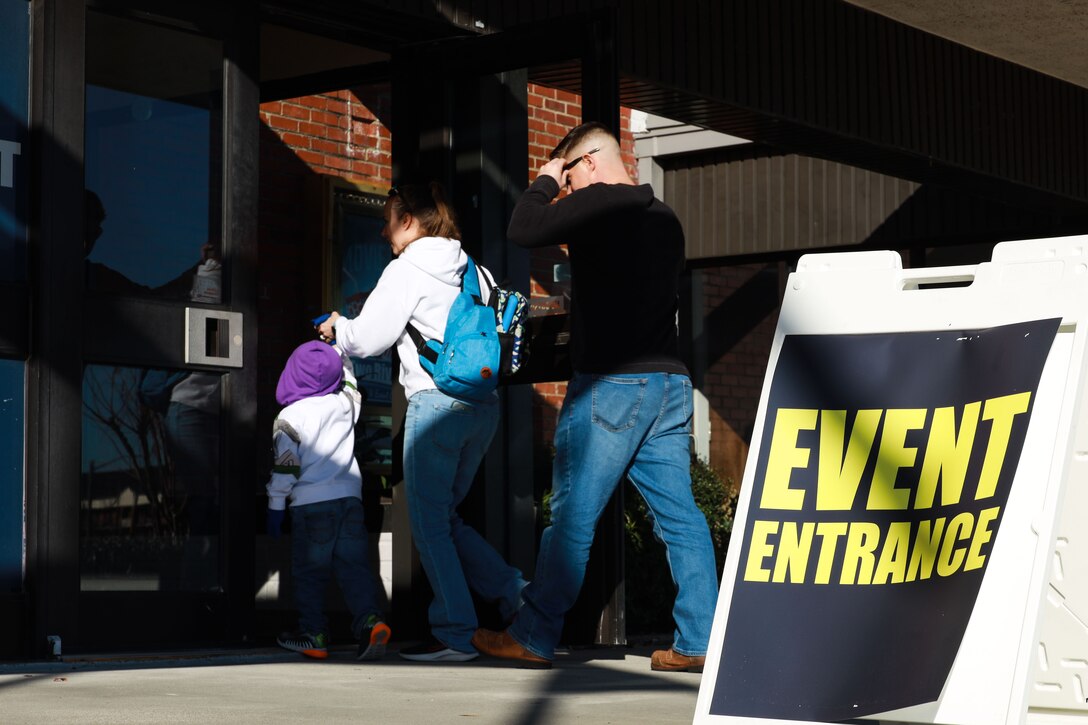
[295,149,322,167]
[311,138,338,155]
[297,121,324,137]
[555,88,579,105]
[323,155,351,171]
[264,115,299,133]
[351,160,379,178]
[280,132,309,149]
[280,103,308,120]
[555,113,578,128]
[306,111,334,128]
[323,127,348,143]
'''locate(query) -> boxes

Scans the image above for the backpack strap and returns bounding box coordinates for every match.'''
[476,261,497,302]
[403,254,487,366]
[405,323,439,364]
[462,255,484,303]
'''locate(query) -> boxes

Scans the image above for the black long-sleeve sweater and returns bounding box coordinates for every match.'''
[507,176,689,376]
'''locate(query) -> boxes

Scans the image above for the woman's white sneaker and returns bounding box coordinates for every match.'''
[398,637,478,662]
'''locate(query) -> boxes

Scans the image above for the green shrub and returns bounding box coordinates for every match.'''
[688,454,736,575]
[623,455,735,634]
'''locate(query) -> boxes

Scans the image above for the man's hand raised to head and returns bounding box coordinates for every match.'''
[537,158,567,187]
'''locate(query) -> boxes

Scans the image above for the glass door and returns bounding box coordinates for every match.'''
[75,6,247,650]
[0,0,29,658]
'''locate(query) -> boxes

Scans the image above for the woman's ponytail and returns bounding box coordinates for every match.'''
[427,182,461,240]
[388,182,461,240]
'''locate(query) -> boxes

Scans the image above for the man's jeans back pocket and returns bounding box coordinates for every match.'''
[591,376,646,432]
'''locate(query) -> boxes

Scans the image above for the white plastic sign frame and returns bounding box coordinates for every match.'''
[694,237,1088,725]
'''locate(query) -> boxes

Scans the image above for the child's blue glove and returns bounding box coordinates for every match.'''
[266,508,286,539]
[313,313,335,344]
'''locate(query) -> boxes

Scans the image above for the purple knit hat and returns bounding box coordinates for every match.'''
[276,340,343,406]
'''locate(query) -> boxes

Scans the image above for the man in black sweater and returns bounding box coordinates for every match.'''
[472,123,718,672]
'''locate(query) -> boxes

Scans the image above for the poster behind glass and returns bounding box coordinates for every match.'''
[337,196,392,407]
[335,190,393,473]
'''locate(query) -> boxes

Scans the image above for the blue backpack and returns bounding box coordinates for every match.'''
[406,256,529,401]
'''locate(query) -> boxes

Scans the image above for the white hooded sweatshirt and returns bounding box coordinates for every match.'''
[332,236,495,401]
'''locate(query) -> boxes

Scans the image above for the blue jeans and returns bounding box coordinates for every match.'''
[405,389,527,653]
[510,372,719,659]
[291,496,380,640]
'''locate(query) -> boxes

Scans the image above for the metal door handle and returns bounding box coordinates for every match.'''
[185,308,243,367]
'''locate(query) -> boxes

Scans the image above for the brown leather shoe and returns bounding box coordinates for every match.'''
[471,628,552,669]
[651,648,705,673]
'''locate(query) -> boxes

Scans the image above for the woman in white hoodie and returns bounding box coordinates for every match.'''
[319,182,525,662]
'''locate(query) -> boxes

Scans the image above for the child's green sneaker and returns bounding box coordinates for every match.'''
[277,630,328,659]
[357,615,391,661]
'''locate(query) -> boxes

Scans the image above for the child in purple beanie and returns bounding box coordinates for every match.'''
[266,340,390,661]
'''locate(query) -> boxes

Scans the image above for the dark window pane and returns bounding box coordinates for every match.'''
[81,364,222,592]
[84,12,223,300]
[0,0,29,283]
[0,359,24,592]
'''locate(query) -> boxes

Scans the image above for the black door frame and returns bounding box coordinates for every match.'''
[26,0,260,657]
[390,9,626,646]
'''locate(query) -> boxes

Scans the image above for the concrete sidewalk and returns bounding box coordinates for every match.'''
[0,643,703,724]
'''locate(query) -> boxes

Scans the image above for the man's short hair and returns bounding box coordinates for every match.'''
[550,122,616,160]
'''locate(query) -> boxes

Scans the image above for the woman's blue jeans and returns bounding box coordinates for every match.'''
[510,372,719,659]
[291,496,380,640]
[405,389,527,653]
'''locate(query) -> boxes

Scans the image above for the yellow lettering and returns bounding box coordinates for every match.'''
[872,521,912,584]
[761,409,817,510]
[813,522,848,584]
[817,409,882,510]
[907,517,946,581]
[976,393,1031,500]
[937,512,973,576]
[916,402,980,509]
[965,507,1000,571]
[771,522,815,583]
[839,522,881,585]
[743,520,779,582]
[868,408,927,510]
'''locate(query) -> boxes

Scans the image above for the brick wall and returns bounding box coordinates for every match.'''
[700,265,778,494]
[260,90,391,183]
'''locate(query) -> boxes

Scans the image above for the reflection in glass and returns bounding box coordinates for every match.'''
[84,11,223,298]
[0,359,24,592]
[81,365,222,591]
[0,0,29,282]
